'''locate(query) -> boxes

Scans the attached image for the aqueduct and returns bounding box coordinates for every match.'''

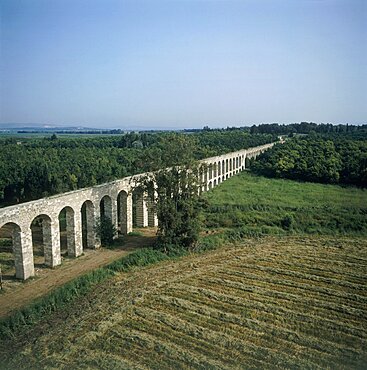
[0,143,273,280]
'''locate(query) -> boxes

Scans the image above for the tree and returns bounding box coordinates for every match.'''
[137,134,204,251]
[94,216,116,247]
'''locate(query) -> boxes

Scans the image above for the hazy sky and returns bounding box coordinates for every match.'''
[0,0,366,129]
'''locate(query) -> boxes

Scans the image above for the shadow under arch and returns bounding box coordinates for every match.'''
[59,206,77,257]
[100,195,113,220]
[81,200,96,249]
[30,214,56,268]
[0,222,22,279]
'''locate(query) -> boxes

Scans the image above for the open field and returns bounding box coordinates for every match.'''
[0,235,366,369]
[203,172,367,237]
[1,174,366,368]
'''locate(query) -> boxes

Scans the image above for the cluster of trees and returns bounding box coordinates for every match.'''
[252,135,367,186]
[139,135,204,250]
[250,122,367,135]
[0,144,144,205]
[0,130,275,206]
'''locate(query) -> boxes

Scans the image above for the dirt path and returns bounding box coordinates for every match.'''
[0,229,156,318]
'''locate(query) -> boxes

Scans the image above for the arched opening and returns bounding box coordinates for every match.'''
[208,181,213,190]
[100,195,113,220]
[0,222,35,280]
[209,164,213,180]
[59,206,76,257]
[0,223,19,279]
[132,188,147,228]
[81,200,95,249]
[213,179,217,187]
[218,161,221,176]
[222,160,225,175]
[117,190,130,235]
[31,214,59,268]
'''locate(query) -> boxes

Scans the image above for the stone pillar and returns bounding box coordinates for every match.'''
[65,208,76,257]
[44,217,61,268]
[136,192,148,227]
[94,203,102,248]
[14,226,34,280]
[87,203,97,248]
[147,192,158,227]
[72,210,83,257]
[111,197,118,236]
[119,192,133,235]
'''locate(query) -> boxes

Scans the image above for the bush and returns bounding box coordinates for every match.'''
[281,214,294,230]
[94,216,117,247]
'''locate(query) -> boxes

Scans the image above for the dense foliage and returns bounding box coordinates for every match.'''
[137,135,204,250]
[0,130,275,206]
[250,122,367,136]
[94,216,117,247]
[252,135,367,186]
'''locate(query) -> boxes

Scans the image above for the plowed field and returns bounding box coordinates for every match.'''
[1,235,366,369]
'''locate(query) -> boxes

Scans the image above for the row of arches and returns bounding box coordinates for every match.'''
[0,188,156,280]
[0,144,271,280]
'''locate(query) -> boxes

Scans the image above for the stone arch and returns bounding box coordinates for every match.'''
[58,206,77,257]
[31,214,60,268]
[0,222,34,280]
[117,190,132,235]
[100,195,113,220]
[81,200,96,249]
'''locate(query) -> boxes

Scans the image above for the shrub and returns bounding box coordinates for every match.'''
[94,216,117,247]
[281,214,294,230]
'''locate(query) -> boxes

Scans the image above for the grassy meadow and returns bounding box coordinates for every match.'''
[203,172,367,237]
[0,173,366,369]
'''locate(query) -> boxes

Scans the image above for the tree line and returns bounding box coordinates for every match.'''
[252,134,367,186]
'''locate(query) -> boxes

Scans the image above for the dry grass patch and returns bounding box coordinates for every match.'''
[0,235,366,369]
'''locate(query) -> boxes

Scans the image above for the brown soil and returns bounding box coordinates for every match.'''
[0,228,156,318]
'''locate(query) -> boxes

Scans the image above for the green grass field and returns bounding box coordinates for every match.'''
[0,173,366,369]
[203,172,367,236]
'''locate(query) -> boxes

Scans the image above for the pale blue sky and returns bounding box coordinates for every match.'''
[0,0,366,129]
